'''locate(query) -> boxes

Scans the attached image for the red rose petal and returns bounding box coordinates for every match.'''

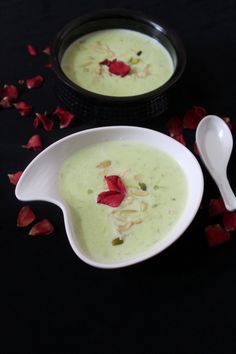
[29,219,54,236]
[26,75,44,89]
[22,134,42,152]
[0,84,18,108]
[97,191,125,208]
[8,171,23,185]
[105,175,126,194]
[14,101,32,117]
[223,211,236,231]
[221,116,233,130]
[17,206,36,227]
[173,134,186,146]
[43,46,51,55]
[27,44,38,56]
[53,106,75,128]
[165,116,183,137]
[100,58,131,77]
[208,198,227,217]
[204,224,230,247]
[183,106,207,129]
[34,113,54,131]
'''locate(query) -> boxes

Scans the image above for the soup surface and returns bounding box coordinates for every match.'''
[59,141,187,263]
[61,29,174,96]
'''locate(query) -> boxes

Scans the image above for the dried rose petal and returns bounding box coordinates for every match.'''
[27,44,38,56]
[8,171,23,185]
[183,106,207,129]
[208,198,227,217]
[17,206,36,227]
[26,75,44,89]
[0,84,18,108]
[29,219,54,236]
[100,58,131,77]
[204,224,230,247]
[14,101,32,117]
[165,116,183,137]
[34,113,54,131]
[43,46,51,55]
[105,175,126,194]
[221,116,233,130]
[223,211,236,231]
[97,191,126,208]
[22,134,42,152]
[53,106,75,128]
[173,134,186,146]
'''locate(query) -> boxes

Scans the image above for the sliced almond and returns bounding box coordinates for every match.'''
[140,202,148,212]
[134,174,144,182]
[96,160,112,169]
[80,61,92,68]
[130,189,149,197]
[117,222,133,233]
[132,218,143,225]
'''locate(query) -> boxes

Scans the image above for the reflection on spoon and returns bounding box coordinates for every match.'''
[196,115,236,211]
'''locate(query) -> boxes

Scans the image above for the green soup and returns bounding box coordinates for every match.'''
[59,141,187,263]
[61,29,174,96]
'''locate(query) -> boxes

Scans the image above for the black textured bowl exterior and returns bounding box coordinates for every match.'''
[51,9,186,123]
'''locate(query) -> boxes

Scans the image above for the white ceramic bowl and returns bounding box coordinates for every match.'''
[15,126,204,269]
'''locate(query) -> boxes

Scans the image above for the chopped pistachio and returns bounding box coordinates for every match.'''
[137,51,142,56]
[96,160,112,168]
[138,182,147,191]
[152,204,158,208]
[112,237,124,246]
[128,57,140,65]
[153,185,159,190]
[87,189,93,194]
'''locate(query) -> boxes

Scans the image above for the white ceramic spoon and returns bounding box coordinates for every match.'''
[196,115,236,211]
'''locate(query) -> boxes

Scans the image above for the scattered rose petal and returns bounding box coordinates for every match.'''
[14,101,32,117]
[22,134,42,152]
[165,116,183,137]
[208,198,227,217]
[8,171,23,185]
[173,134,186,146]
[26,75,44,89]
[97,191,126,207]
[183,106,207,129]
[53,106,75,128]
[223,211,236,231]
[204,224,230,247]
[43,46,51,55]
[18,79,25,85]
[17,206,36,227]
[29,219,54,236]
[34,113,54,131]
[44,63,52,69]
[105,175,126,194]
[0,84,18,108]
[100,58,131,77]
[222,116,233,130]
[27,44,38,56]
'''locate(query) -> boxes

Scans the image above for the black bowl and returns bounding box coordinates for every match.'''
[51,9,186,123]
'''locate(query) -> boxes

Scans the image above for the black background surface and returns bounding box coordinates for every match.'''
[1,1,236,353]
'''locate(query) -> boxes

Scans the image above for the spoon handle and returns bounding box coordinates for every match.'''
[217,174,236,211]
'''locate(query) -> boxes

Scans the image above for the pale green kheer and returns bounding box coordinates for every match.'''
[59,141,187,263]
[61,29,174,96]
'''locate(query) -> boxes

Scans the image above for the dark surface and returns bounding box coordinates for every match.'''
[1,1,236,353]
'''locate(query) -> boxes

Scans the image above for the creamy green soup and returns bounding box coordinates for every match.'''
[61,29,174,96]
[59,141,187,263]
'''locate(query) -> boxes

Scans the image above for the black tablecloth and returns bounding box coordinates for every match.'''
[1,1,236,353]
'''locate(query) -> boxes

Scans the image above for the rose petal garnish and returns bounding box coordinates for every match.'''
[8,171,23,185]
[26,75,44,89]
[165,116,183,137]
[97,175,126,207]
[105,175,126,194]
[17,206,36,227]
[100,58,131,77]
[34,113,54,131]
[223,211,236,231]
[204,224,230,247]
[22,134,42,152]
[53,106,75,128]
[0,84,18,108]
[97,191,126,207]
[14,101,32,117]
[27,44,38,56]
[183,106,207,129]
[29,219,54,236]
[221,116,233,130]
[43,46,51,55]
[173,134,186,146]
[208,198,227,217]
